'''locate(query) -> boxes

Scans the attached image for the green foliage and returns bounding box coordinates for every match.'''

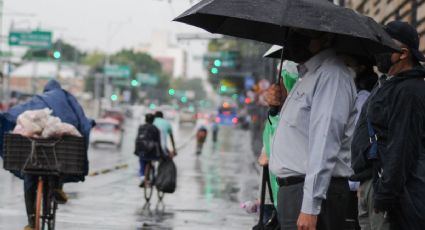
[81,51,106,67]
[110,49,162,75]
[23,39,84,62]
[171,78,206,100]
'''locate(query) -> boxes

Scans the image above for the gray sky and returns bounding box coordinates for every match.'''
[3,0,205,52]
[3,0,208,78]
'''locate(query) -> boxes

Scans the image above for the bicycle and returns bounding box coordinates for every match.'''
[3,133,86,230]
[34,175,59,230]
[143,160,164,203]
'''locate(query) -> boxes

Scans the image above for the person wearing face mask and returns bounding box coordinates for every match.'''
[351,21,425,230]
[265,28,357,230]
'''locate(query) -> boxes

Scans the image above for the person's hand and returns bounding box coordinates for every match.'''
[169,150,177,158]
[297,212,318,230]
[265,84,283,107]
[258,152,268,166]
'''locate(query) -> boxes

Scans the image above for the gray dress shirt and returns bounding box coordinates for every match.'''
[270,49,357,215]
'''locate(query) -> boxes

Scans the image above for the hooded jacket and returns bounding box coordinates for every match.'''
[352,67,425,229]
[0,80,94,182]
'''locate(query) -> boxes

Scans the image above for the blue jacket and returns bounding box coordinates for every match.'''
[0,80,95,182]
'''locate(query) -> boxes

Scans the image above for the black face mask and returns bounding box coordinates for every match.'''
[283,31,314,63]
[375,53,393,74]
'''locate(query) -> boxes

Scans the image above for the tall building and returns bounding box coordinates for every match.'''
[136,31,187,78]
[344,0,425,51]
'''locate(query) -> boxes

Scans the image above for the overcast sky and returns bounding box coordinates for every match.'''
[3,0,208,77]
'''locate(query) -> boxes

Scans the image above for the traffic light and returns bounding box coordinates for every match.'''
[53,51,61,59]
[213,59,222,67]
[220,85,227,93]
[149,103,156,110]
[168,88,176,96]
[111,94,118,101]
[181,96,188,103]
[210,67,219,75]
[131,79,139,87]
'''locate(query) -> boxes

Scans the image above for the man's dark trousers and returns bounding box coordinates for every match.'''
[277,178,350,230]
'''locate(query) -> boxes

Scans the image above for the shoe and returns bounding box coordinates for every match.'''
[139,181,144,188]
[23,225,35,230]
[54,189,68,204]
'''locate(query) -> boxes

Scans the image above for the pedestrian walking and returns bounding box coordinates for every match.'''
[266,28,357,230]
[351,21,425,230]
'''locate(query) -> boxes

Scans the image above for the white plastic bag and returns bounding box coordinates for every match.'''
[41,117,62,138]
[14,108,52,137]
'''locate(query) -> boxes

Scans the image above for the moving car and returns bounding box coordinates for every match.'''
[90,118,123,148]
[216,104,238,126]
[179,108,197,124]
[102,108,125,124]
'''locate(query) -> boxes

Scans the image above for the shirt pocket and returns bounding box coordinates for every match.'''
[284,90,310,129]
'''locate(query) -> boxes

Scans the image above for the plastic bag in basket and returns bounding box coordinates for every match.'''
[14,108,52,137]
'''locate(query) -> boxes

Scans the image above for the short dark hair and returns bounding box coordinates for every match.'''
[145,113,155,124]
[355,67,378,92]
[155,111,163,118]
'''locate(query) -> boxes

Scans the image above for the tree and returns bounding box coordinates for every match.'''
[171,78,207,100]
[23,39,84,62]
[81,51,106,67]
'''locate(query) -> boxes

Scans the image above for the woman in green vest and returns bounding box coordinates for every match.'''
[258,60,299,207]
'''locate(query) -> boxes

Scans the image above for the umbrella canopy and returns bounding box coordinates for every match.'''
[174,0,399,56]
[263,45,283,59]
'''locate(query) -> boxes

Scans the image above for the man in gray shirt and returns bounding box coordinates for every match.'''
[266,28,357,230]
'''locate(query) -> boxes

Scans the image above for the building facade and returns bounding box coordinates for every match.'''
[344,0,425,51]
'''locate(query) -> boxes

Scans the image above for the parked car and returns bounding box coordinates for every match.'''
[90,118,123,148]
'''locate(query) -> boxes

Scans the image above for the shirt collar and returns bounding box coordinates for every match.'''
[297,49,335,78]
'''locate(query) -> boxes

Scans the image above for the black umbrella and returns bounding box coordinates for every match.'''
[174,0,399,56]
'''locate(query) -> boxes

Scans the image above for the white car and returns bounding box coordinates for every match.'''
[179,108,196,124]
[90,118,123,148]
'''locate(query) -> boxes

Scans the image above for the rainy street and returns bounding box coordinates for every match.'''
[0,116,259,229]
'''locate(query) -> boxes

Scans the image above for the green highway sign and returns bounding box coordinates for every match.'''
[112,79,129,87]
[8,30,52,49]
[136,73,159,86]
[104,65,131,78]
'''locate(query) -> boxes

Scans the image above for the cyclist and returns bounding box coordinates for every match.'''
[0,80,94,230]
[135,113,162,187]
[153,111,177,158]
[195,125,208,155]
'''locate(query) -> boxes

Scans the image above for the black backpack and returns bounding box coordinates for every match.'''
[135,124,161,160]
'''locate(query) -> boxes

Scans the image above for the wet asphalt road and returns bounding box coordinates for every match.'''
[0,117,260,229]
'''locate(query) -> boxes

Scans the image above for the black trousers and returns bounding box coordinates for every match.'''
[277,178,350,230]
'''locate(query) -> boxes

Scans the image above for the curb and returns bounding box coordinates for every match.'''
[88,163,129,177]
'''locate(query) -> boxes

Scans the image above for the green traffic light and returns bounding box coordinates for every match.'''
[149,103,156,110]
[220,85,227,92]
[181,96,188,103]
[131,80,139,87]
[211,67,219,75]
[111,94,118,101]
[214,59,222,67]
[53,51,61,59]
[168,88,176,96]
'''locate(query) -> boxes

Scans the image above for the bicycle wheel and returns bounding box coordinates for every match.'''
[35,178,44,230]
[45,182,57,230]
[143,162,155,202]
[157,189,165,202]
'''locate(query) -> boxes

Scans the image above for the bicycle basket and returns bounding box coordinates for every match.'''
[3,133,86,175]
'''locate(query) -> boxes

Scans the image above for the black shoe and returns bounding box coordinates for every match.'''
[139,181,144,188]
